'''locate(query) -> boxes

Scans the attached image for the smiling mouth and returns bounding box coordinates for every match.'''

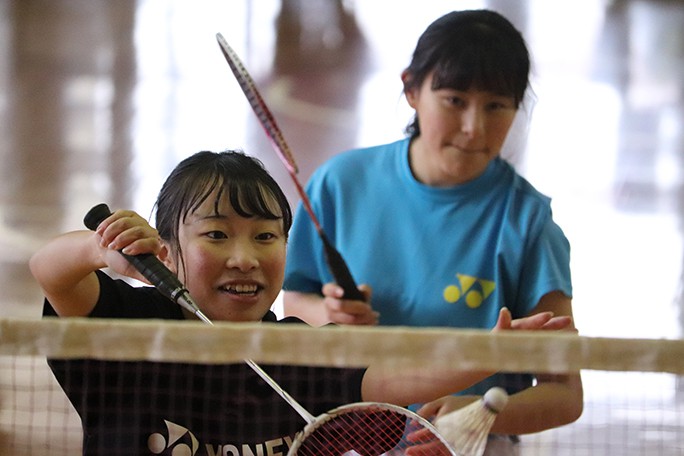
[219,284,260,296]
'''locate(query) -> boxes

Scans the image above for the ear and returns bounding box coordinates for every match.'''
[401,70,419,108]
[158,242,177,275]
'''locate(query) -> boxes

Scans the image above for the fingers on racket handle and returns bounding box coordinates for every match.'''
[83,203,191,303]
[320,233,366,302]
[83,204,163,285]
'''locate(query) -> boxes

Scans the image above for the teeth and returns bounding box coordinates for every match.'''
[224,284,258,294]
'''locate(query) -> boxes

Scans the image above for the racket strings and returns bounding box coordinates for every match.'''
[298,411,404,455]
[295,408,451,456]
[217,35,299,174]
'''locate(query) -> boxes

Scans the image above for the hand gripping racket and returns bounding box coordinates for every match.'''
[215,32,366,302]
[83,203,212,325]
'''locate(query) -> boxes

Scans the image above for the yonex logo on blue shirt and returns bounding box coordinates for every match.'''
[443,273,496,308]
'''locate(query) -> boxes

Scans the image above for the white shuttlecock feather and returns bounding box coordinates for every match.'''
[435,387,509,456]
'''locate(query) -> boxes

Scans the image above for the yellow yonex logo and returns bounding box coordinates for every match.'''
[443,273,496,308]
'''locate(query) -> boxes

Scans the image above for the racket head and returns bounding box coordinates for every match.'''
[287,402,457,456]
[215,33,299,174]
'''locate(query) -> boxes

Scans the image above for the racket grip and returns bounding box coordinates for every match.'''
[319,232,366,302]
[83,204,186,300]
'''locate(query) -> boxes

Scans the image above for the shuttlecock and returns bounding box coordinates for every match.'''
[434,387,509,456]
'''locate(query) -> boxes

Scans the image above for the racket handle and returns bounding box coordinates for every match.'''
[319,232,366,302]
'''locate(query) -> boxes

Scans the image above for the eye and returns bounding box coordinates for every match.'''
[205,230,227,240]
[487,97,516,111]
[255,232,278,242]
[444,95,466,107]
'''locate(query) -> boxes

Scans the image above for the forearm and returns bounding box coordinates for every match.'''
[29,230,104,316]
[490,373,583,434]
[361,364,495,406]
[486,293,582,433]
[283,290,330,326]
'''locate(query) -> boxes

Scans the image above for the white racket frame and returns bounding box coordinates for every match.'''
[287,402,457,456]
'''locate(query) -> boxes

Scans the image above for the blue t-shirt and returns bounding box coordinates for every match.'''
[285,138,571,327]
[284,139,572,394]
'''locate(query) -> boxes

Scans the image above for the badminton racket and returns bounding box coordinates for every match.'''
[215,32,366,302]
[84,204,456,454]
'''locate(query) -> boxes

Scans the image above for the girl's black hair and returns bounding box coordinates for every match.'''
[404,9,531,138]
[155,150,292,268]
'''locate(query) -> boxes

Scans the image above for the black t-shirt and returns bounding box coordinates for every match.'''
[44,271,366,455]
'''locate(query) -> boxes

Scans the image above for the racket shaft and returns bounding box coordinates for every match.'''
[244,359,315,423]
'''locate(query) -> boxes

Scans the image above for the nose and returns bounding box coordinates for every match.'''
[461,105,485,140]
[225,242,259,272]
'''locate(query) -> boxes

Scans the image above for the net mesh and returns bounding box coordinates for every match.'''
[1,316,683,455]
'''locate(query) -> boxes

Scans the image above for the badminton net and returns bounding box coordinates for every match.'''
[1,316,683,455]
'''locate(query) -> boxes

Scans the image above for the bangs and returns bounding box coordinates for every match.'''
[430,37,528,103]
[432,51,517,97]
[227,179,285,223]
[184,175,286,225]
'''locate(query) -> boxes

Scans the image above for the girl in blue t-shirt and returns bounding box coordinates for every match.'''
[283,9,583,451]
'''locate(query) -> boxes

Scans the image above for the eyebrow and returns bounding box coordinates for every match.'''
[188,212,228,222]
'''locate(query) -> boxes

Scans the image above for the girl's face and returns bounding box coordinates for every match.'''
[164,191,286,322]
[405,71,518,186]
